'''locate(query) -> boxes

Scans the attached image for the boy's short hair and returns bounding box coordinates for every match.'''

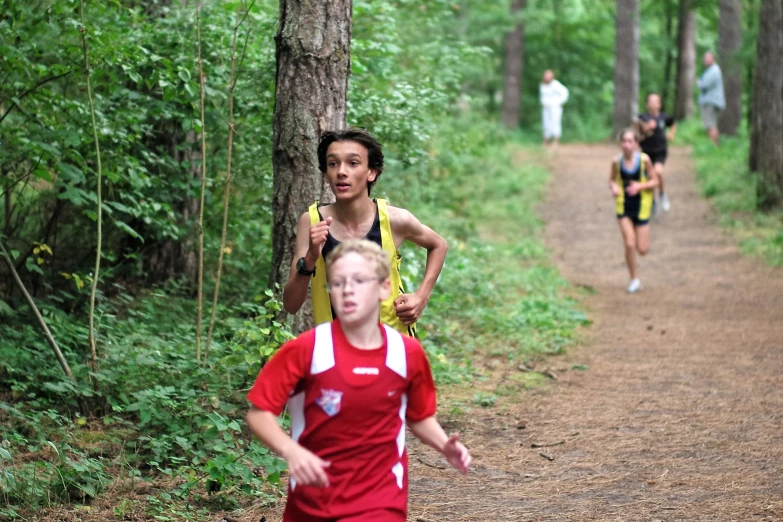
[325,239,391,280]
[317,128,385,195]
[646,92,660,101]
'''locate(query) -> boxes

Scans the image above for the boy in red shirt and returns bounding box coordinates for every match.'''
[247,239,471,522]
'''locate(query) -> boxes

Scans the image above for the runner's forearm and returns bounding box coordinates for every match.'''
[408,416,449,453]
[415,239,448,301]
[246,407,298,459]
[283,269,311,314]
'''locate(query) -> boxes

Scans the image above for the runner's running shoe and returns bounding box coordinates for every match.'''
[626,278,642,294]
[661,193,671,212]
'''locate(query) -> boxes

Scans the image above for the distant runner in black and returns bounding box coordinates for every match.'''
[637,93,676,214]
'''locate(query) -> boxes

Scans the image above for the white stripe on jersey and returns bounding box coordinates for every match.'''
[391,461,404,489]
[311,323,335,374]
[384,325,407,378]
[287,390,306,491]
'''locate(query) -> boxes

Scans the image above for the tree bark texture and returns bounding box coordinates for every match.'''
[749,0,783,210]
[613,0,640,134]
[718,0,743,136]
[270,0,351,332]
[661,0,676,111]
[674,0,696,120]
[501,0,526,128]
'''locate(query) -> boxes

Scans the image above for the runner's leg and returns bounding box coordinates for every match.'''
[655,162,665,196]
[635,223,650,256]
[619,217,637,279]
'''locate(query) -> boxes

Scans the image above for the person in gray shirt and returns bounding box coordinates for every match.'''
[697,52,725,146]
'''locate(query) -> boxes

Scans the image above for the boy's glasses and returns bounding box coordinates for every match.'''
[325,276,383,294]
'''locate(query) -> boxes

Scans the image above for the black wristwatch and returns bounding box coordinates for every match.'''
[296,257,316,276]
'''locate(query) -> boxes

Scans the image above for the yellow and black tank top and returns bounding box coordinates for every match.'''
[307,199,416,336]
[615,152,653,221]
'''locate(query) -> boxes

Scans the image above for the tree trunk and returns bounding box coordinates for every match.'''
[674,0,696,120]
[612,0,640,134]
[270,0,351,332]
[749,0,783,210]
[661,0,676,111]
[501,0,526,128]
[718,0,743,135]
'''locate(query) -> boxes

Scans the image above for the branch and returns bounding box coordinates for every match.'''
[204,1,253,364]
[195,3,208,363]
[0,236,74,379]
[0,71,72,126]
[79,0,102,378]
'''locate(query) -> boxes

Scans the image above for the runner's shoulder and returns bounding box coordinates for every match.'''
[401,335,431,372]
[386,205,419,228]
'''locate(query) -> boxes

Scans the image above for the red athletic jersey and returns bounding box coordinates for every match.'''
[247,320,437,520]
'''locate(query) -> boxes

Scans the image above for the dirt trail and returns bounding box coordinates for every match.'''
[408,144,783,521]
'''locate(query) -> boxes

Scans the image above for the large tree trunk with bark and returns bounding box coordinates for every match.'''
[718,0,743,136]
[674,0,696,120]
[501,0,526,128]
[749,0,783,210]
[661,0,677,111]
[270,0,351,332]
[612,0,640,134]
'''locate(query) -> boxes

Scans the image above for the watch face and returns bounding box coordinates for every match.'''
[297,257,313,275]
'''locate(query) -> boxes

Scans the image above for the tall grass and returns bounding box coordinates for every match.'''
[677,118,783,266]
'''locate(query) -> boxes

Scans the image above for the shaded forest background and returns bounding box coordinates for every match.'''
[1,0,780,519]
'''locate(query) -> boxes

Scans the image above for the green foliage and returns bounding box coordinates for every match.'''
[0,288,291,517]
[677,119,783,266]
[472,392,497,408]
[1,0,279,303]
[221,289,295,376]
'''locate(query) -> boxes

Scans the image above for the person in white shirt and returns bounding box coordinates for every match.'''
[539,70,569,146]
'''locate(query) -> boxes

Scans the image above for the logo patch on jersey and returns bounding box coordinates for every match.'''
[352,366,379,375]
[316,389,343,417]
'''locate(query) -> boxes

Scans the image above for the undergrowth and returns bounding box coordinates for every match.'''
[677,119,783,266]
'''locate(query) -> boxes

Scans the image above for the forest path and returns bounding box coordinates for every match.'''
[408,144,783,521]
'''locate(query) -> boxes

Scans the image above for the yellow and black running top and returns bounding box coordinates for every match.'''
[615,152,654,222]
[307,199,416,337]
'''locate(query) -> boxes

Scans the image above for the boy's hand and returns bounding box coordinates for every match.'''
[394,292,427,325]
[611,182,620,197]
[307,217,332,265]
[626,181,642,196]
[666,132,674,141]
[284,443,331,488]
[441,433,471,475]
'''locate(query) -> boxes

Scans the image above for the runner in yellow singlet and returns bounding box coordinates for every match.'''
[609,128,659,294]
[282,128,448,335]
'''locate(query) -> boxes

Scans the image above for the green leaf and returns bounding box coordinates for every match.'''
[115,221,142,240]
[58,163,86,184]
[25,258,44,275]
[177,68,191,82]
